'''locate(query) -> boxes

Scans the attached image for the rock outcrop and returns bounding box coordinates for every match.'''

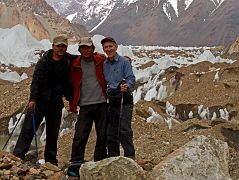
[226,37,239,58]
[0,0,89,43]
[0,4,51,40]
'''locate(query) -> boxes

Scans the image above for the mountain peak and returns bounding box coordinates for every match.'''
[46,0,237,46]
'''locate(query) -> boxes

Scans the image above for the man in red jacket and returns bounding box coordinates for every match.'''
[69,37,107,164]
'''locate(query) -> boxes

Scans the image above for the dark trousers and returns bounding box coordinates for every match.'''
[13,100,63,165]
[107,104,135,158]
[70,103,108,162]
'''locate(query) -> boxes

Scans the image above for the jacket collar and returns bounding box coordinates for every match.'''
[71,54,104,67]
[106,53,119,64]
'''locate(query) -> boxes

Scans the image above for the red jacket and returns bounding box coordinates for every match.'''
[69,54,107,113]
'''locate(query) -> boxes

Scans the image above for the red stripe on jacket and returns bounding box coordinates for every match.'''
[69,54,107,113]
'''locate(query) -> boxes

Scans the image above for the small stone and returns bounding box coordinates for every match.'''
[7,153,22,162]
[0,163,12,170]
[41,162,61,172]
[3,169,11,175]
[42,169,54,177]
[29,167,40,175]
[11,176,20,180]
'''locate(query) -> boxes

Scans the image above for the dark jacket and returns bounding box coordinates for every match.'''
[30,49,77,103]
[69,54,107,113]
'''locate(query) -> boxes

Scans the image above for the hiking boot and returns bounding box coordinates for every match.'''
[67,160,86,178]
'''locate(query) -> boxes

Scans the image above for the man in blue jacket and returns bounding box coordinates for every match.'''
[101,37,136,159]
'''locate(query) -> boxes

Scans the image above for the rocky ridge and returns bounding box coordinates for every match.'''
[0,0,89,43]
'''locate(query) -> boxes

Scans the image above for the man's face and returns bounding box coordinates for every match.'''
[102,42,117,60]
[52,44,67,56]
[79,45,94,59]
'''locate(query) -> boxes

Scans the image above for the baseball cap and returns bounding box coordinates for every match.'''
[53,35,68,46]
[78,37,93,46]
[101,37,117,45]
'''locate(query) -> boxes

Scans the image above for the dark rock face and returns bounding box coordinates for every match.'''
[46,0,239,46]
[94,0,239,46]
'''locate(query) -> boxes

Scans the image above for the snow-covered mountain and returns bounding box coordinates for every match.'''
[46,0,186,30]
[46,0,239,46]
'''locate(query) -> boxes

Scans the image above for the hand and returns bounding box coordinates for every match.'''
[28,100,36,110]
[65,102,70,112]
[66,102,79,114]
[120,84,128,92]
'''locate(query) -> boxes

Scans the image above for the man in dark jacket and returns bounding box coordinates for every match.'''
[13,35,76,165]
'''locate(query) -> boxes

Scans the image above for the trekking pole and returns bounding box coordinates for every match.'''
[118,79,126,140]
[2,105,27,150]
[32,110,39,164]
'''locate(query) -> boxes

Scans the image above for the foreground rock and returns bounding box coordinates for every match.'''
[150,135,230,180]
[0,134,234,179]
[80,156,145,180]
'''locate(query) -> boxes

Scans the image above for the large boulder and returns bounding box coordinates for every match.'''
[150,135,230,180]
[80,156,145,180]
